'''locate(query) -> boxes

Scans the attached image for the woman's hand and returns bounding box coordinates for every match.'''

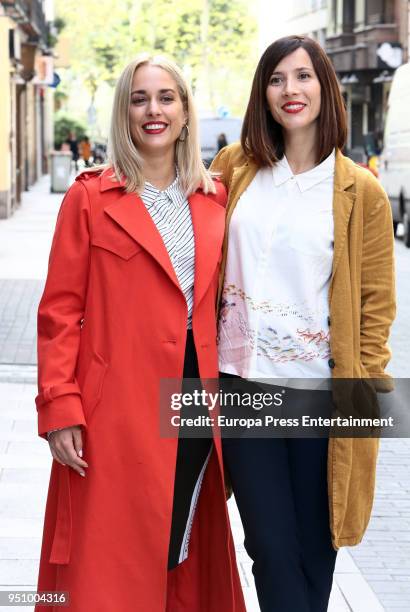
[48,426,88,477]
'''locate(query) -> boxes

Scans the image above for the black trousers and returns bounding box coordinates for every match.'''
[167,330,212,570]
[221,375,337,611]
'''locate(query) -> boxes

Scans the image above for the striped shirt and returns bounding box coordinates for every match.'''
[141,170,195,328]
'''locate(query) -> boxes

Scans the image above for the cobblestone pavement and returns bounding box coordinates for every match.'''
[0,175,409,611]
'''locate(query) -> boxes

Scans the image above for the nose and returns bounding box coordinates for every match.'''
[283,75,300,97]
[147,98,162,116]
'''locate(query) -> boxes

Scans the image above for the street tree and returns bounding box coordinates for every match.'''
[55,0,257,125]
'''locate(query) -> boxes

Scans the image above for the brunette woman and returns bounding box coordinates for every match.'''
[35,54,245,612]
[211,35,395,612]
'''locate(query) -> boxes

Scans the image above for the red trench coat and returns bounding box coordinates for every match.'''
[34,168,246,612]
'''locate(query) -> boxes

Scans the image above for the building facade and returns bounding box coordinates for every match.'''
[0,1,54,218]
[326,0,409,159]
[260,0,409,161]
[286,0,328,47]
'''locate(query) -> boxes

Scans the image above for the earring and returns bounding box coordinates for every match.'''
[178,124,189,142]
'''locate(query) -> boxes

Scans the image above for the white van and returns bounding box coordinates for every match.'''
[379,62,410,247]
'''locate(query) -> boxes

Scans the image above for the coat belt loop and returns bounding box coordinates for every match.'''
[49,466,72,564]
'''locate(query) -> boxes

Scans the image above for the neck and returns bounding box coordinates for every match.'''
[283,124,318,174]
[141,149,176,190]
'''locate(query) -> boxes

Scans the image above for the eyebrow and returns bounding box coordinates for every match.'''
[130,88,176,94]
[271,66,313,75]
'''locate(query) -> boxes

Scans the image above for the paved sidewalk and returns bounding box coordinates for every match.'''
[0,281,43,366]
[0,175,409,611]
[0,376,382,612]
[0,175,55,366]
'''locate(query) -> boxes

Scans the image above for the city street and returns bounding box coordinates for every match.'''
[0,175,409,611]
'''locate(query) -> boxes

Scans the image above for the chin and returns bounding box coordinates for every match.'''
[141,142,175,156]
[284,119,313,130]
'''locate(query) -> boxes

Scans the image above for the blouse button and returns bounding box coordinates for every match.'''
[328,358,336,369]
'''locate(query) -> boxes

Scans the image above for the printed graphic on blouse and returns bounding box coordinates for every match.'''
[219,283,330,364]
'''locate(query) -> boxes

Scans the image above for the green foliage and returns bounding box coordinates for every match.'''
[54,115,88,150]
[55,0,258,116]
[53,17,66,33]
[47,16,66,49]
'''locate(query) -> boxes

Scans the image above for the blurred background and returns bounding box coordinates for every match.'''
[1,0,409,219]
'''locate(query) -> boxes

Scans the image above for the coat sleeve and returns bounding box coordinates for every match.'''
[360,178,396,389]
[35,180,91,439]
[211,178,228,208]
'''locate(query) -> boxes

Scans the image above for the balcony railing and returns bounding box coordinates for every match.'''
[0,0,48,45]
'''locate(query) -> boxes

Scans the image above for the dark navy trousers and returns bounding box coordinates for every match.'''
[167,330,212,570]
[223,435,337,611]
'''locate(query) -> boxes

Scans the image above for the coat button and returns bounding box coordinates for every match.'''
[327,316,331,326]
[328,358,336,369]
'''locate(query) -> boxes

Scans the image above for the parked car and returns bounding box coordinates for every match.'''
[199,117,242,167]
[379,62,410,247]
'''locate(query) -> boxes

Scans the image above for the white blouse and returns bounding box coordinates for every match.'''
[218,150,336,383]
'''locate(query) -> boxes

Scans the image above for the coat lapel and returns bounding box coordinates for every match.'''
[189,191,226,309]
[330,152,356,295]
[100,169,227,306]
[103,193,181,291]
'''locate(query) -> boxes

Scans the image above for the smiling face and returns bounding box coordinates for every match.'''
[266,47,321,136]
[129,64,187,157]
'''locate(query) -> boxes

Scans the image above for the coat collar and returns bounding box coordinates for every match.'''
[100,167,127,191]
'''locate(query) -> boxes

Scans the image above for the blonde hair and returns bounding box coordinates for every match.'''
[105,53,215,195]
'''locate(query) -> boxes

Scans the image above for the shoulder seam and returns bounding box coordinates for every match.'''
[73,177,93,242]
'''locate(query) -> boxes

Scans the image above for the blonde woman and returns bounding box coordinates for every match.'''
[35,55,245,612]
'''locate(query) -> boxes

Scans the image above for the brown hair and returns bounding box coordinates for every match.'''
[241,35,347,166]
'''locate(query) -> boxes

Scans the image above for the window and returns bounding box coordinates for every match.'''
[355,0,365,29]
[366,0,394,25]
[343,0,355,33]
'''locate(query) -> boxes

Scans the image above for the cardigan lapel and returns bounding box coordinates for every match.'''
[330,152,356,296]
[189,191,226,309]
[216,159,258,309]
[226,161,259,223]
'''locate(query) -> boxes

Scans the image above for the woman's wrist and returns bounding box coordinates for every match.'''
[47,427,66,440]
